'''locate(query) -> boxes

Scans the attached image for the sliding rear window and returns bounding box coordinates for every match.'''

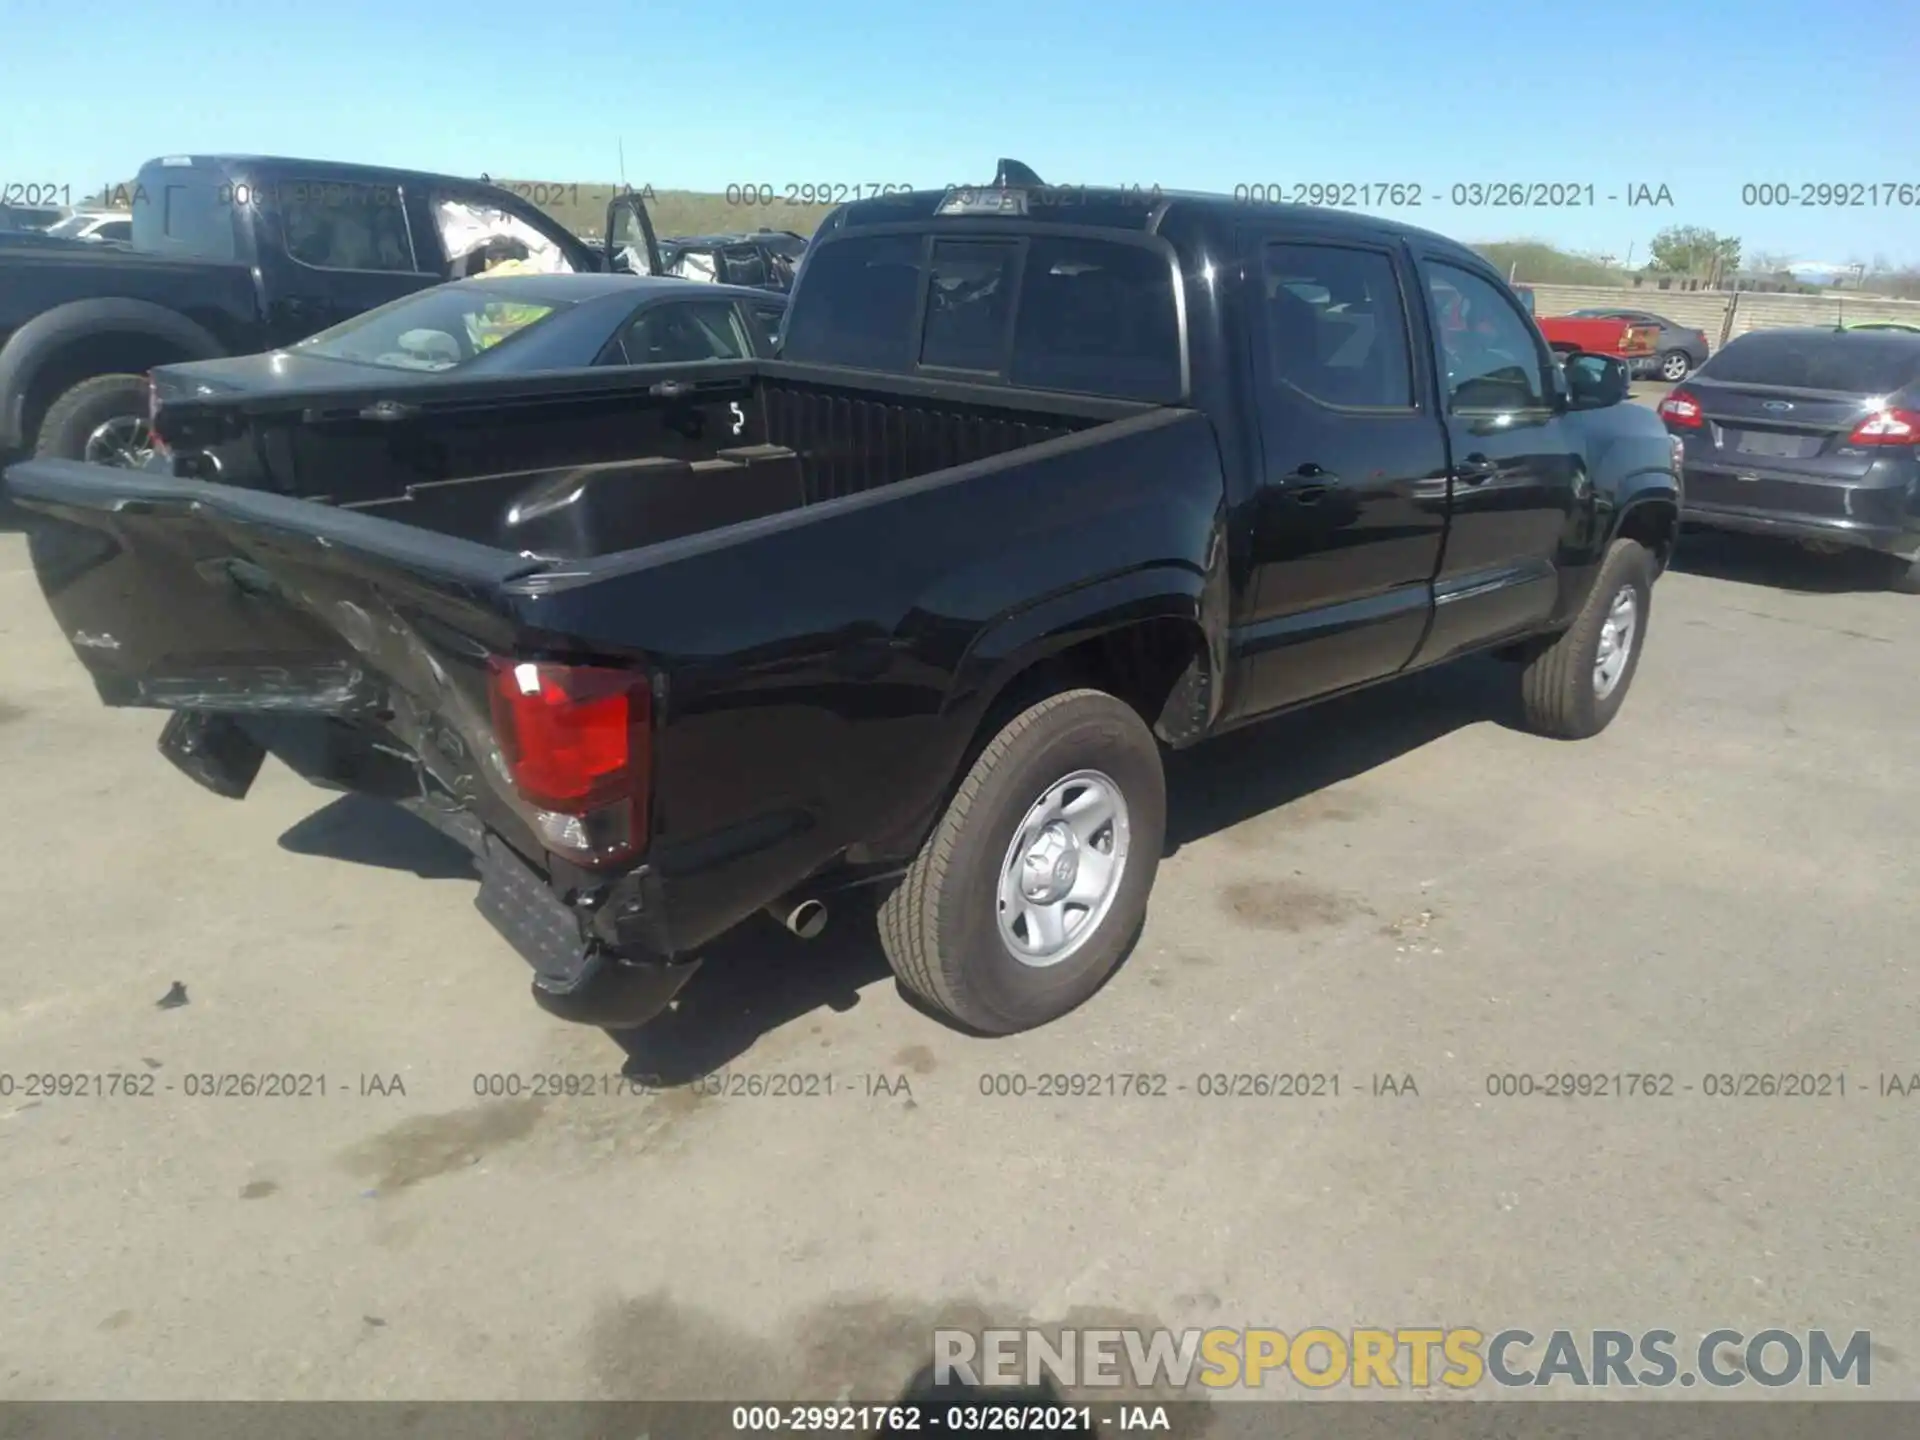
[1699,331,1920,394]
[783,230,1182,402]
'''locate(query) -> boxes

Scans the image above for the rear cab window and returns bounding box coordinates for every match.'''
[130,161,239,261]
[781,229,1183,402]
[1698,331,1920,393]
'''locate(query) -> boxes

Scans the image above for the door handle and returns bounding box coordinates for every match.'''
[358,399,419,422]
[1456,454,1498,485]
[1285,463,1336,504]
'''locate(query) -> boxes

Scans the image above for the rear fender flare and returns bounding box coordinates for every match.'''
[0,298,228,449]
[949,563,1225,742]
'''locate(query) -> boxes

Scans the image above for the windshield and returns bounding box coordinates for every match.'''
[291,286,572,372]
[1698,330,1920,394]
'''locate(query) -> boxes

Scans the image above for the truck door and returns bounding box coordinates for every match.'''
[1231,233,1450,718]
[1406,256,1584,665]
[254,175,441,348]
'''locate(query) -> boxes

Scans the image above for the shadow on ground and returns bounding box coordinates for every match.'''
[277,655,1520,1072]
[1670,526,1902,595]
[277,792,478,880]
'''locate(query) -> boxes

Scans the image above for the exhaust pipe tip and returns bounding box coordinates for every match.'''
[780,898,829,940]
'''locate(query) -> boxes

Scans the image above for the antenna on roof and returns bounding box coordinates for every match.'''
[994,158,1045,187]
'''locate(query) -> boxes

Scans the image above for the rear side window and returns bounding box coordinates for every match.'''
[782,232,923,371]
[280,179,417,273]
[1010,237,1181,401]
[1699,331,1920,394]
[621,300,749,364]
[1262,242,1414,408]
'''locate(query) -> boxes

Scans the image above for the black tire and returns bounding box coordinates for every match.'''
[877,688,1166,1035]
[1867,551,1920,594]
[1658,349,1692,382]
[1518,538,1655,739]
[34,373,151,465]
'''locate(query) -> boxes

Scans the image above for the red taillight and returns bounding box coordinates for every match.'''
[487,659,651,865]
[1658,389,1704,429]
[1846,407,1920,446]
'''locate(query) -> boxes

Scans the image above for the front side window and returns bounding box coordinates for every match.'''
[291,286,570,371]
[1425,263,1547,411]
[1263,242,1414,408]
[431,193,576,278]
[280,179,416,273]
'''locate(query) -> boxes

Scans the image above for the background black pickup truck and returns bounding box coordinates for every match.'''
[4,171,1681,1037]
[0,155,663,465]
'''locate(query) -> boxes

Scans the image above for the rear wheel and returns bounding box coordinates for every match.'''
[1658,349,1691,382]
[877,688,1165,1035]
[34,374,153,467]
[1517,538,1655,739]
[1868,551,1920,594]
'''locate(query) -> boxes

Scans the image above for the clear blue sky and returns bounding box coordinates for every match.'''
[3,0,1914,266]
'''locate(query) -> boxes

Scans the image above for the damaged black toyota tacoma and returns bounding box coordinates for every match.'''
[3,163,1681,1036]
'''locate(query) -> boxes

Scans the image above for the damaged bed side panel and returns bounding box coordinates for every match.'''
[6,459,562,825]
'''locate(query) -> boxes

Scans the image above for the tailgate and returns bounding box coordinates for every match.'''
[2,459,560,820]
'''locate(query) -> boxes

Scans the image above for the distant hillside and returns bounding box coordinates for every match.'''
[1470,240,1630,287]
[487,182,836,242]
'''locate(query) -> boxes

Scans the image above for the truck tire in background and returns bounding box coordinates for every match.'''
[877,688,1166,1035]
[1517,537,1655,739]
[34,374,153,466]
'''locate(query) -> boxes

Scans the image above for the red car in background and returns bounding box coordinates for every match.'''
[1513,285,1661,365]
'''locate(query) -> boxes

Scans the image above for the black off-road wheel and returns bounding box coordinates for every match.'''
[34,374,153,466]
[1518,538,1655,739]
[877,688,1166,1035]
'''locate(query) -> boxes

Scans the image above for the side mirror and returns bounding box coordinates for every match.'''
[1562,352,1629,410]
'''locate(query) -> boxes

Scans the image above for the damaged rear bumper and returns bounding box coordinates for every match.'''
[160,710,702,1030]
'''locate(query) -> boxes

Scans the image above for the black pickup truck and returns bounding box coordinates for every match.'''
[3,169,1681,1037]
[0,154,662,465]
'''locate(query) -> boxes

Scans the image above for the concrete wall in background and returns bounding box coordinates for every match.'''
[1525,284,1920,347]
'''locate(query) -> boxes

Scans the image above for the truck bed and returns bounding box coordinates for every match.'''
[158,361,1142,561]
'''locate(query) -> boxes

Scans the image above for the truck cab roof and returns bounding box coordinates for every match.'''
[137,155,495,190]
[820,183,1492,273]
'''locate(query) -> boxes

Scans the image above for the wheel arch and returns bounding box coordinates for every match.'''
[0,299,227,451]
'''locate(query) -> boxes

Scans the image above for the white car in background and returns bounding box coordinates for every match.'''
[43,211,134,244]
